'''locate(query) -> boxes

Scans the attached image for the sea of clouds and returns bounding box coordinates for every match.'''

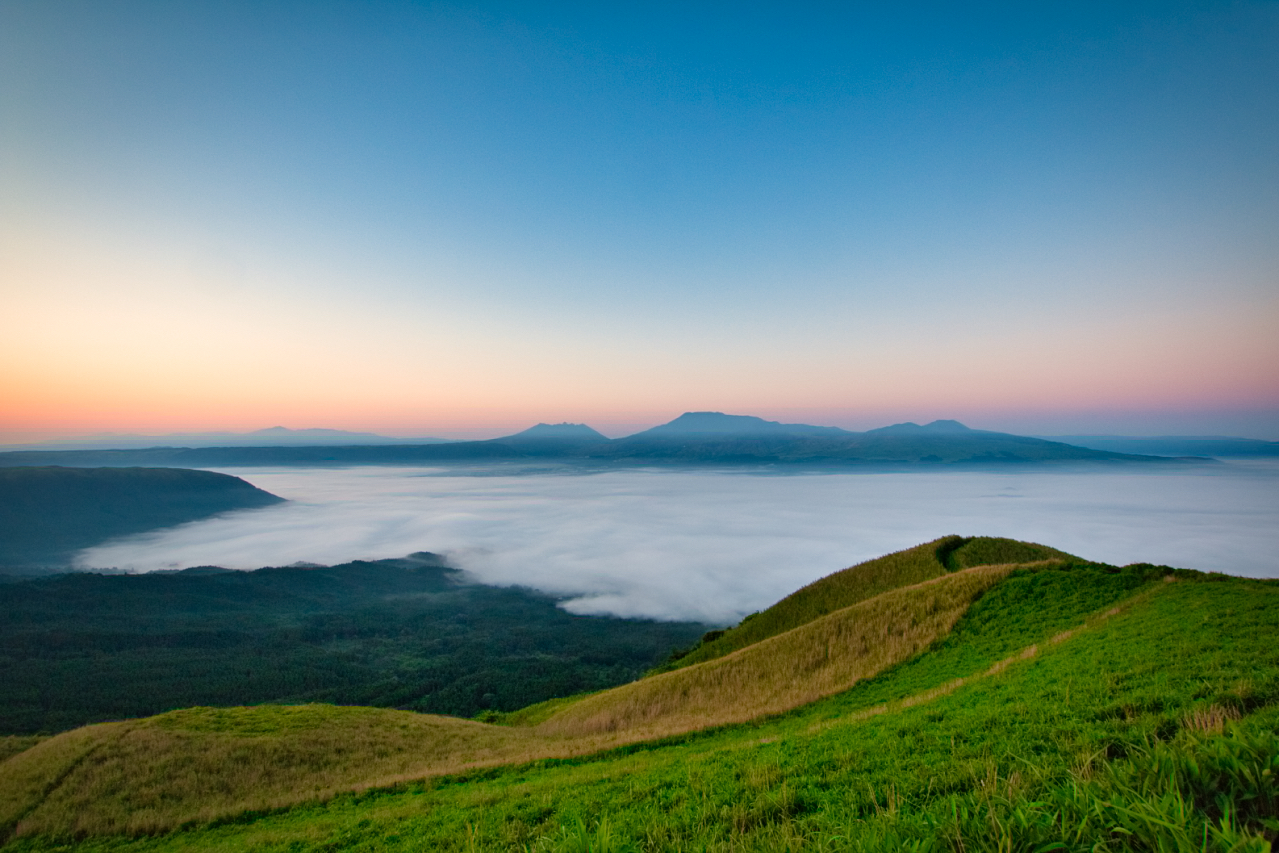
[76,461,1279,623]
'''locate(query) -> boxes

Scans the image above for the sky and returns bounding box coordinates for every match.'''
[2,1,1277,442]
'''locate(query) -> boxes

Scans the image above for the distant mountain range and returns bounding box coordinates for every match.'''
[0,412,1220,469]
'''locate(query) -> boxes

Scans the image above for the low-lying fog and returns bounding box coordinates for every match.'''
[76,461,1279,623]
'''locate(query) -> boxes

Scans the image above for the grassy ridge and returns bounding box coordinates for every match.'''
[533,564,1013,739]
[4,561,1262,850]
[0,707,532,840]
[941,536,1074,570]
[660,536,1073,672]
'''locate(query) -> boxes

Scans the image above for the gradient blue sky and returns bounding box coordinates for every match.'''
[2,1,1277,440]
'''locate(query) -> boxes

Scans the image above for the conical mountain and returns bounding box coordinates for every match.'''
[503,423,609,441]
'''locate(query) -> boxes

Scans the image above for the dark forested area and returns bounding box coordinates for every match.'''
[0,554,709,734]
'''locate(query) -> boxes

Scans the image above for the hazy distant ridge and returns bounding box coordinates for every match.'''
[4,426,455,451]
[0,467,283,567]
[1039,435,1279,458]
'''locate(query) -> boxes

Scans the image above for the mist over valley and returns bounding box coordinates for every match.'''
[75,461,1279,623]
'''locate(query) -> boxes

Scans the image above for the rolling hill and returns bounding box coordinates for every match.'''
[3,537,1274,850]
[656,535,1075,671]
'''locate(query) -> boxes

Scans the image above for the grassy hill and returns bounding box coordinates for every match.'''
[1,542,1275,850]
[657,535,1074,672]
[0,467,283,568]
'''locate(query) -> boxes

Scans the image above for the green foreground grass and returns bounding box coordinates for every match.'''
[7,562,1275,851]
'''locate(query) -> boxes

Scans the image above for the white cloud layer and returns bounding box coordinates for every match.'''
[76,462,1279,623]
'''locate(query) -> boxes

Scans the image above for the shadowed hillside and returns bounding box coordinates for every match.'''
[0,467,283,568]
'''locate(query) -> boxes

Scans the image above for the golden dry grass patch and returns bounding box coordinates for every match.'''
[666,536,960,671]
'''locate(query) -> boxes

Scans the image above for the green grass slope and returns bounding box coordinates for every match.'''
[5,559,1271,851]
[659,535,1073,672]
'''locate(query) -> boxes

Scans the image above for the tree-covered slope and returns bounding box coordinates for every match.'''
[0,467,283,567]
